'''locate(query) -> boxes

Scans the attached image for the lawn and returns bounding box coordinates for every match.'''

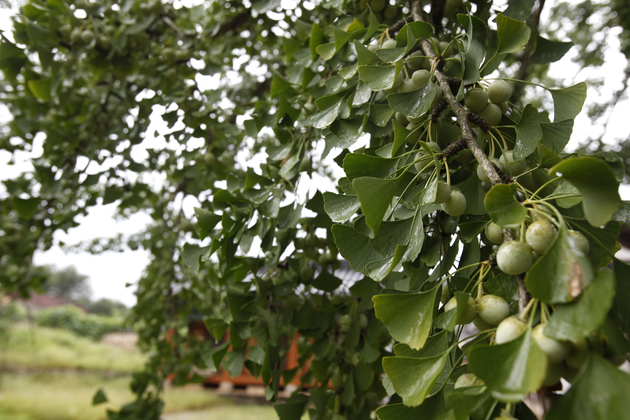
[0,323,280,420]
[0,371,279,420]
[0,323,145,372]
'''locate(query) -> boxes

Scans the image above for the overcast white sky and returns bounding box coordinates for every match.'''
[1,0,629,307]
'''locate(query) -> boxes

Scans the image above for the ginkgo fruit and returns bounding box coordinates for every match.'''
[442,190,467,217]
[477,294,510,325]
[464,88,488,112]
[485,222,504,245]
[526,220,557,254]
[497,241,534,275]
[495,317,526,344]
[499,151,526,176]
[434,181,452,204]
[487,80,512,103]
[568,230,590,254]
[444,295,477,324]
[532,323,570,363]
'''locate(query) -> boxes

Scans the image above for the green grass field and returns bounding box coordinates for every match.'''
[1,323,145,372]
[0,323,280,420]
[0,371,279,420]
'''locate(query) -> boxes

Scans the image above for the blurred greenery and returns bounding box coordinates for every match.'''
[0,323,280,420]
[0,323,144,372]
[33,305,125,340]
[0,371,278,420]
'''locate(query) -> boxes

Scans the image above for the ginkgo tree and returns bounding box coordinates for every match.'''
[1,0,630,419]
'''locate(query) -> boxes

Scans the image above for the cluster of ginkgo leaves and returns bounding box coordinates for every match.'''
[2,0,630,419]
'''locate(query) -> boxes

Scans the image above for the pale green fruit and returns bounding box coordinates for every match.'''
[443,59,462,77]
[464,88,489,112]
[533,324,571,363]
[495,317,526,344]
[367,43,378,53]
[438,41,453,58]
[434,181,452,204]
[454,373,483,389]
[370,0,386,12]
[381,38,397,49]
[568,230,590,254]
[406,51,424,71]
[485,222,504,245]
[395,112,409,125]
[425,141,441,153]
[359,314,368,329]
[204,154,215,165]
[477,294,510,325]
[80,30,94,44]
[300,266,314,282]
[70,28,83,44]
[487,80,513,104]
[478,103,503,126]
[444,295,477,324]
[526,220,557,254]
[499,151,526,176]
[498,101,509,114]
[398,79,417,93]
[98,35,111,50]
[497,241,534,275]
[271,275,285,286]
[442,190,467,217]
[59,24,72,40]
[383,4,398,19]
[473,315,495,331]
[412,69,431,88]
[339,314,352,333]
[542,362,567,386]
[476,158,503,184]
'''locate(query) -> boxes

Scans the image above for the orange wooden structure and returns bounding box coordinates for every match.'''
[188,319,311,389]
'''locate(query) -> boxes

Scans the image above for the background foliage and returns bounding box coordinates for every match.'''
[1,0,630,420]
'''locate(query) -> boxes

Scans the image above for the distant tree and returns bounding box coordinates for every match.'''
[41,266,91,302]
[89,298,128,317]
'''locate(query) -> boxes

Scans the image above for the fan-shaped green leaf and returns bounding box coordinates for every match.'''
[468,328,547,402]
[373,286,439,350]
[549,156,621,227]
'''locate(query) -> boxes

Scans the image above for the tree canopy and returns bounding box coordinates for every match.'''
[1,0,630,419]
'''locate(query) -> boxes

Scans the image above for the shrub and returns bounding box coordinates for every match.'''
[34,305,124,340]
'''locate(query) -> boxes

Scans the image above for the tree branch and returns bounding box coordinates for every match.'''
[410,13,503,184]
[411,0,529,310]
